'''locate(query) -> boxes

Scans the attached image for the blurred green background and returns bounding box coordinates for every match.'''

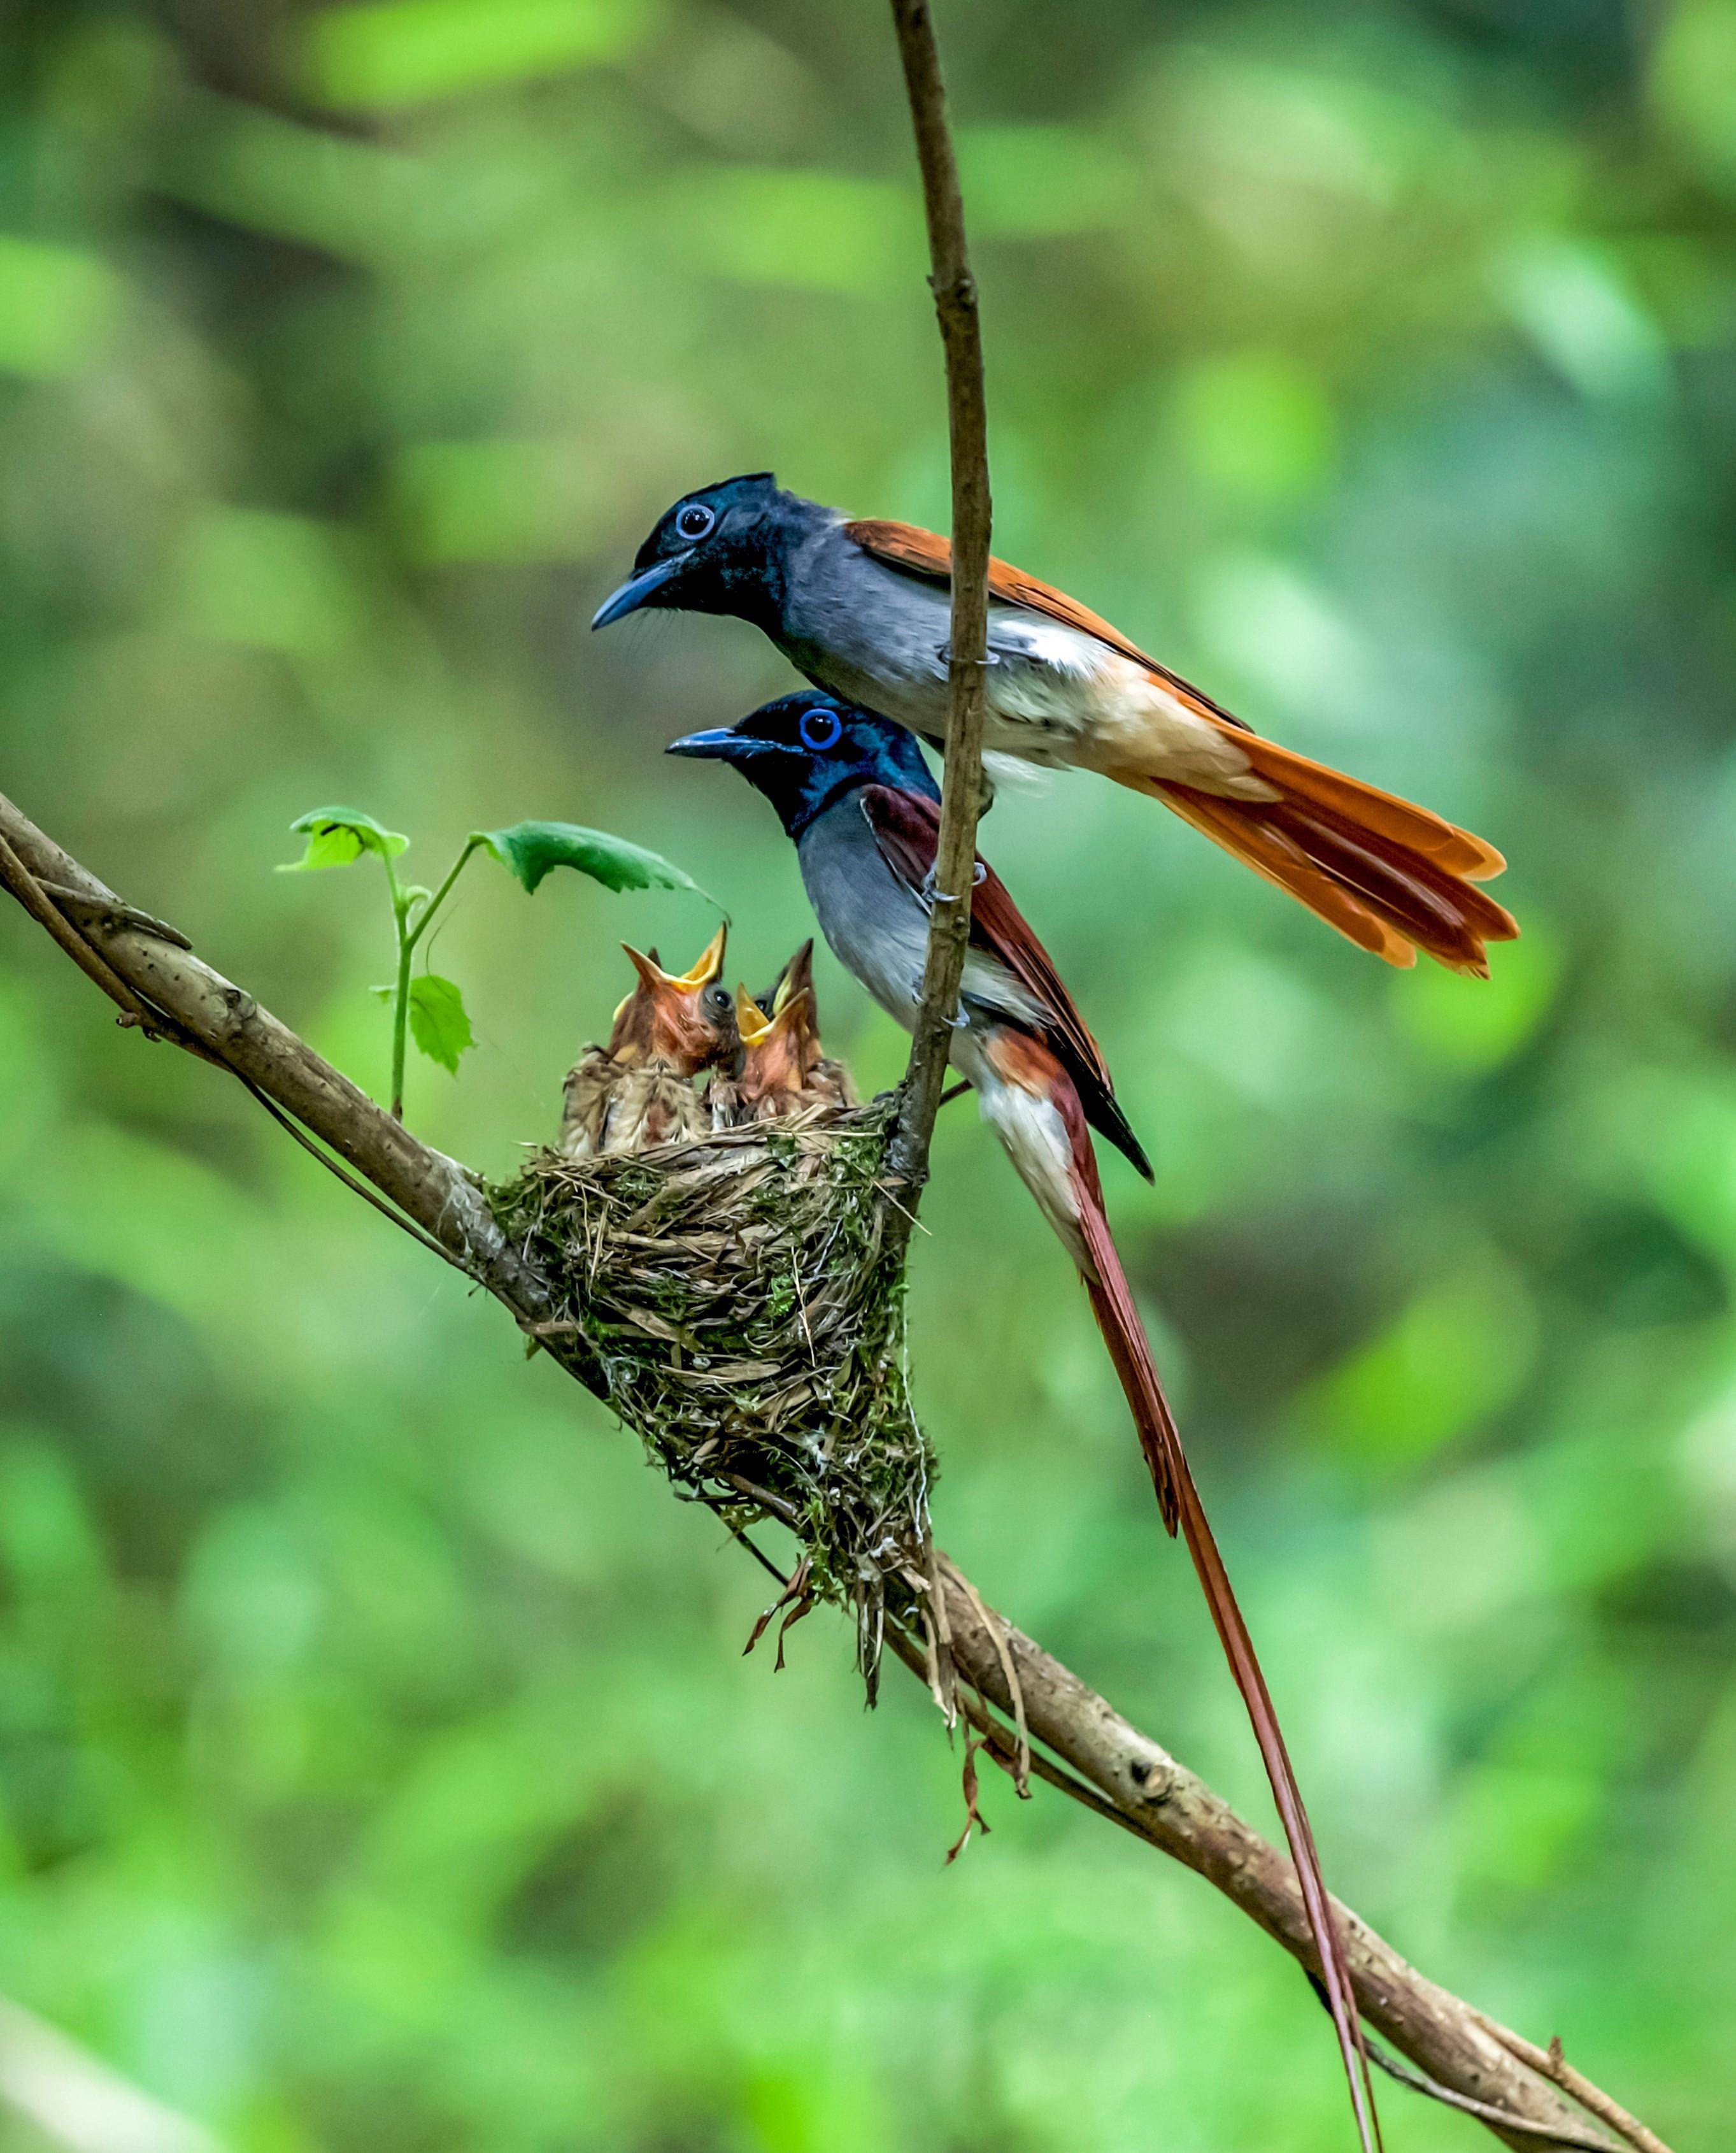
[1,0,1732,2145]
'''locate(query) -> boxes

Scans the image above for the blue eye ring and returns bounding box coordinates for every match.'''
[799,707,843,752]
[674,502,716,541]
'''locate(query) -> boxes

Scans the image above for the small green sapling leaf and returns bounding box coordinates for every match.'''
[405,973,473,1073]
[280,806,409,872]
[475,820,723,912]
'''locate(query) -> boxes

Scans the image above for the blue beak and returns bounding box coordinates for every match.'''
[667,727,781,762]
[590,552,688,630]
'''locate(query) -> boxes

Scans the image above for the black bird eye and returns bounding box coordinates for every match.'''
[674,503,716,542]
[705,985,732,1016]
[799,706,843,752]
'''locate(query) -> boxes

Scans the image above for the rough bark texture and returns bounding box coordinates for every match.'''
[0,785,1668,2153]
[883,0,993,1212]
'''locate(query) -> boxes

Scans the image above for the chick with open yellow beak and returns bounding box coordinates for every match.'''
[716,943,857,1126]
[558,925,736,1157]
[760,939,855,1110]
[728,982,813,1121]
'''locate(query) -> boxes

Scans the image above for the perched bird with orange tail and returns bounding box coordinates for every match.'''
[595,473,1515,976]
[559,926,736,1157]
[669,695,1382,2149]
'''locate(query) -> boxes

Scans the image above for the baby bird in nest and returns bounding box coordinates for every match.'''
[559,926,736,1157]
[760,940,857,1110]
[718,941,857,1124]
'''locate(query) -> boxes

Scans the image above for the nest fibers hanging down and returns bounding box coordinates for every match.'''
[490,1098,935,1689]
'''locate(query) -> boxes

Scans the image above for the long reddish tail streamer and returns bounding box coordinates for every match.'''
[1073,1150,1384,2153]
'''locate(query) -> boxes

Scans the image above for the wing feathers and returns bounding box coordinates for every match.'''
[843,517,1514,969]
[844,517,1251,732]
[858,783,1151,1178]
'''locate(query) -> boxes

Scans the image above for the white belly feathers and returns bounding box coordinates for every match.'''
[985,613,1277,800]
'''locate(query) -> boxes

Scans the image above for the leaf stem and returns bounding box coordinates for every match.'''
[381,850,413,1121]
[406,837,483,955]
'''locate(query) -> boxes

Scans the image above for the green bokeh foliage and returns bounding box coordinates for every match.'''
[1,1,1732,2146]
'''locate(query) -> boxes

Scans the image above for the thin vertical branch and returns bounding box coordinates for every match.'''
[885,0,993,1213]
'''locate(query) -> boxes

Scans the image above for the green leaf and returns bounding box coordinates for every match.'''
[475,820,723,911]
[280,806,409,871]
[406,974,473,1074]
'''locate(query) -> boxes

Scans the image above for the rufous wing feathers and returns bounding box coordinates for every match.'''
[857,783,1153,1180]
[844,516,1514,976]
[845,517,1249,729]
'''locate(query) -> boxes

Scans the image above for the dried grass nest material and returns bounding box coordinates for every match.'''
[489,1098,934,1684]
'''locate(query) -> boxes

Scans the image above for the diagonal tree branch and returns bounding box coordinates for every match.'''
[0,788,1670,2153]
[885,0,993,1215]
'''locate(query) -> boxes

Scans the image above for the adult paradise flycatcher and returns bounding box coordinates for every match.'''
[668,694,1379,2147]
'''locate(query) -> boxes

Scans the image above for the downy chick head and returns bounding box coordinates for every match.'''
[769,940,857,1106]
[607,925,736,1073]
[732,980,820,1117]
[759,941,827,1076]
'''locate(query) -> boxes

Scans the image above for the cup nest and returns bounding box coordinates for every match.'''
[488,1098,934,1685]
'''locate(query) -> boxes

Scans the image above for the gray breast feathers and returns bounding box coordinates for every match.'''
[797,800,1045,1035]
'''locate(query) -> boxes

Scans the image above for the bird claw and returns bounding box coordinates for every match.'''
[907,984,969,1031]
[917,862,986,906]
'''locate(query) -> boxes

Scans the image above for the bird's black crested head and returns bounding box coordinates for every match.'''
[666,694,937,838]
[592,473,822,633]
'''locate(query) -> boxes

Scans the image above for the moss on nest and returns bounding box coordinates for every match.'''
[488,1098,933,1687]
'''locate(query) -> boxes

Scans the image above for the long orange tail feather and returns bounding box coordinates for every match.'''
[1233,731,1504,881]
[1073,1155,1383,2153]
[1118,735,1517,976]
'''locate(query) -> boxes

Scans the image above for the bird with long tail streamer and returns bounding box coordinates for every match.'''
[670,692,1386,2150]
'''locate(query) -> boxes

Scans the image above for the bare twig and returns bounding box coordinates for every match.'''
[0,792,568,1342]
[940,1552,1029,1796]
[884,0,993,1219]
[1473,2019,1674,2153]
[1357,2029,1622,2152]
[0,831,215,1059]
[0,788,1673,2153]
